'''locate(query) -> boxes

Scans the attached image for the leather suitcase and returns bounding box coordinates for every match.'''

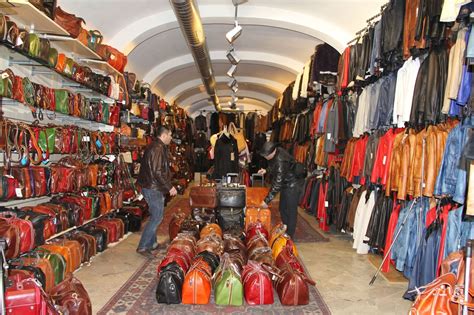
[182,264,212,305]
[217,185,246,208]
[6,273,58,315]
[39,244,75,274]
[34,250,67,286]
[80,226,107,252]
[190,186,217,208]
[246,187,269,207]
[9,265,47,291]
[116,210,141,232]
[245,207,271,234]
[0,212,35,254]
[217,207,244,231]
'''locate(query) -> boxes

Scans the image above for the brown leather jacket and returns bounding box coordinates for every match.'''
[136,139,172,194]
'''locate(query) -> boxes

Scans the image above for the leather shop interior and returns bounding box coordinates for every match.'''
[0,0,473,314]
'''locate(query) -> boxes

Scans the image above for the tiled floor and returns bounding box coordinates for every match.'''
[75,197,413,314]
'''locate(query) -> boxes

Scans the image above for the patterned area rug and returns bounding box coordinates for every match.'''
[98,249,331,315]
[158,197,329,243]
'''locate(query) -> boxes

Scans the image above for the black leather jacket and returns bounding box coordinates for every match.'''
[136,139,172,193]
[264,147,299,204]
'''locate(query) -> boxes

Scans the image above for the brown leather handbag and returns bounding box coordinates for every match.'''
[169,211,187,241]
[53,6,85,38]
[50,273,92,315]
[196,234,224,257]
[189,186,217,208]
[87,164,98,187]
[10,167,32,199]
[49,239,82,272]
[182,259,212,305]
[275,264,316,306]
[19,256,55,293]
[40,244,75,273]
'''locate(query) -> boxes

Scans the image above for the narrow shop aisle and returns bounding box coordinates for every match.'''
[75,196,412,314]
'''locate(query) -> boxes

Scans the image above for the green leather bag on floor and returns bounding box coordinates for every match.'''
[38,128,56,154]
[214,268,244,306]
[55,89,69,114]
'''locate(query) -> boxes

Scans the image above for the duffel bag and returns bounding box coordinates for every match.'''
[217,185,245,208]
[156,262,184,304]
[217,207,244,231]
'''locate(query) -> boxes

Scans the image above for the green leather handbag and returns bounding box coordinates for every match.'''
[0,71,13,98]
[35,250,66,286]
[38,128,56,154]
[55,89,70,114]
[101,103,110,124]
[214,268,244,306]
[22,77,34,107]
[48,47,58,68]
[28,33,40,57]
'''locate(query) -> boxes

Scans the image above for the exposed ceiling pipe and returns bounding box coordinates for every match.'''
[170,0,221,111]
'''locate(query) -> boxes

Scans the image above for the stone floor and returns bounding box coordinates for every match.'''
[75,197,413,314]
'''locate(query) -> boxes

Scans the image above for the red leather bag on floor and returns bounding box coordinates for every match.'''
[245,221,269,243]
[169,211,187,241]
[275,264,316,306]
[0,218,20,259]
[6,273,58,315]
[50,273,92,315]
[242,260,278,305]
[275,242,305,274]
[158,250,191,275]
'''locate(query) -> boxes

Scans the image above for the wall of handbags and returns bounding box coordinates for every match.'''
[158,185,315,306]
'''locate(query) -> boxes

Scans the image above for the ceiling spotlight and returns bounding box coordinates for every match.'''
[231,85,239,93]
[227,78,238,88]
[230,102,237,109]
[226,49,240,65]
[226,21,242,43]
[232,94,238,103]
[227,64,237,77]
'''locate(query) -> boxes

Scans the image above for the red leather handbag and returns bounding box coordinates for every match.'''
[58,196,92,221]
[275,242,305,275]
[245,222,269,243]
[158,252,190,275]
[0,212,34,253]
[0,218,20,259]
[109,105,120,126]
[242,260,278,305]
[10,167,33,199]
[32,204,66,233]
[30,166,48,197]
[50,273,92,315]
[275,264,315,306]
[49,165,74,194]
[0,175,19,201]
[6,273,58,315]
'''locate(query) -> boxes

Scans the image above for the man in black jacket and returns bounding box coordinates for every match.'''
[259,142,303,238]
[136,126,177,257]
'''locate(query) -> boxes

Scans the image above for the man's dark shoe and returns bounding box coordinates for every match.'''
[136,248,154,258]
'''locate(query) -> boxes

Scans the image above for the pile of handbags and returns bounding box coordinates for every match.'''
[0,67,121,125]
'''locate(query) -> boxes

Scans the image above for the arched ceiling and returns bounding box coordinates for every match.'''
[58,0,387,114]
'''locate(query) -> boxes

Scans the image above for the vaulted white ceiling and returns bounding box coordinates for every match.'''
[58,0,387,115]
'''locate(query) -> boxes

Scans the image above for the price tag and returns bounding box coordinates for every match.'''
[230,152,235,161]
[108,155,116,162]
[15,188,23,198]
[137,194,144,201]
[16,37,23,47]
[382,155,387,165]
[95,140,103,149]
[82,136,90,142]
[4,175,13,179]
[422,183,426,188]
[324,201,329,207]
[327,133,331,140]
[1,72,9,79]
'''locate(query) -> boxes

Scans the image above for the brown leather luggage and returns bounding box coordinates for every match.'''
[19,257,55,293]
[245,207,271,235]
[50,273,92,315]
[246,187,269,207]
[169,211,186,241]
[275,264,315,306]
[189,186,217,208]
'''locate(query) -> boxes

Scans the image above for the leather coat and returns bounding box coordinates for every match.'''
[137,139,172,194]
[264,147,300,204]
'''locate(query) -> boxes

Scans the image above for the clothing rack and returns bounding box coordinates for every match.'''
[347,1,389,45]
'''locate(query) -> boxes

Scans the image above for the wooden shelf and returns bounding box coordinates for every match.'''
[0,0,124,78]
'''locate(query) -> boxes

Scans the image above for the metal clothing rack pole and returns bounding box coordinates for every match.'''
[347,1,389,45]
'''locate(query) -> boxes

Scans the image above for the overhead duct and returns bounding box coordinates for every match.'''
[170,0,220,110]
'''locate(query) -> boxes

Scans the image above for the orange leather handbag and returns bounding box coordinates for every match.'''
[40,244,76,274]
[87,164,98,187]
[246,187,270,207]
[182,259,212,305]
[200,223,222,239]
[271,233,298,260]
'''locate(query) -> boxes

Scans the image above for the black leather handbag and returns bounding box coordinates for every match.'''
[80,226,108,252]
[217,207,244,231]
[156,262,185,304]
[195,250,220,274]
[116,210,141,232]
[217,185,246,208]
[191,208,216,224]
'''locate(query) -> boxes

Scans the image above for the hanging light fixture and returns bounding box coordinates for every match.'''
[227,64,237,77]
[226,21,242,44]
[228,78,238,88]
[226,48,240,65]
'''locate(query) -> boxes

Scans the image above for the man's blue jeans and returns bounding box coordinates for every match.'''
[138,188,164,250]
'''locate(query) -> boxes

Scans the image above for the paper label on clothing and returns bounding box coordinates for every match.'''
[15,188,22,198]
[324,201,329,207]
[327,133,331,140]
[16,37,23,47]
[422,183,426,188]
[370,153,373,159]
[82,136,90,142]
[230,152,235,161]
[382,156,387,165]
[137,194,144,201]
[1,73,9,79]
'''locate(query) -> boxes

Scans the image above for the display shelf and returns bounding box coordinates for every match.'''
[2,44,119,104]
[122,110,150,125]
[0,97,116,132]
[0,0,68,36]
[0,1,124,78]
[46,208,119,241]
[0,195,52,207]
